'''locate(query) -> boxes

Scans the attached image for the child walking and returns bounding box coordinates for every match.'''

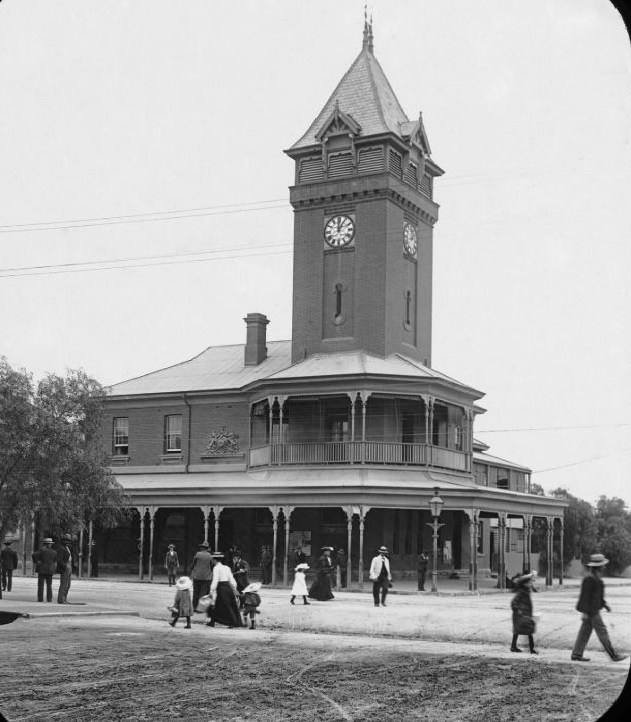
[510,571,538,654]
[168,575,194,629]
[241,582,262,629]
[290,563,311,605]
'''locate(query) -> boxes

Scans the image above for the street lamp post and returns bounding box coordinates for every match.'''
[426,487,444,593]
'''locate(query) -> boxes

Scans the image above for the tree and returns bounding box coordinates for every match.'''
[595,495,631,575]
[0,357,128,542]
[548,487,597,568]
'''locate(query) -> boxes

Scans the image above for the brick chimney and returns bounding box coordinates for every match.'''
[243,313,269,366]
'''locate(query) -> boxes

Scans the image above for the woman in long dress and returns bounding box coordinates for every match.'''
[206,554,244,628]
[308,547,334,601]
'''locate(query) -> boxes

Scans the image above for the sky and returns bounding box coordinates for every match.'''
[0,0,630,508]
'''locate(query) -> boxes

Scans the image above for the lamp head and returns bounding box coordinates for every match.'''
[429,487,444,518]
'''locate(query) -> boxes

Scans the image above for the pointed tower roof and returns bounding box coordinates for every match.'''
[289,19,411,151]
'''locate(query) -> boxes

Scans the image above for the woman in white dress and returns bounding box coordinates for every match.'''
[290,563,310,605]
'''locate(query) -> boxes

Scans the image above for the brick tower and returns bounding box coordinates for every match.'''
[285,18,443,366]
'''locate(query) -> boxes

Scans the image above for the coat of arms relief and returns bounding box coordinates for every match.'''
[202,427,240,457]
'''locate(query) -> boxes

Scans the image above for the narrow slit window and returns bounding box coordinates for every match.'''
[335,283,343,320]
[405,290,412,326]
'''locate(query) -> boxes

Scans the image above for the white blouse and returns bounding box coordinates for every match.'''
[210,562,237,593]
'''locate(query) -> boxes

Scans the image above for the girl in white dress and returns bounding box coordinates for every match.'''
[290,563,310,605]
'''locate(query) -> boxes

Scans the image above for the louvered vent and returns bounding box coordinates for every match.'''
[358,147,384,174]
[328,152,353,178]
[420,174,432,197]
[404,162,418,187]
[388,149,402,178]
[299,157,325,183]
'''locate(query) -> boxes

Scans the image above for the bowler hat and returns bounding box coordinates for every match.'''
[587,553,609,567]
[378,546,389,554]
[199,541,210,548]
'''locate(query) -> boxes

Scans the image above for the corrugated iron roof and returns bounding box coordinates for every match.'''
[106,343,480,398]
[473,451,532,473]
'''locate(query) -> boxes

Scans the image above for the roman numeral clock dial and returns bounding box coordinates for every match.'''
[324,215,355,247]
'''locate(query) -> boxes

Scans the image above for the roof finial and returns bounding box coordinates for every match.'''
[368,11,374,53]
[362,4,370,51]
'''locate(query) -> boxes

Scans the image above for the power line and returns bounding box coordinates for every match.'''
[533,447,631,474]
[477,424,631,433]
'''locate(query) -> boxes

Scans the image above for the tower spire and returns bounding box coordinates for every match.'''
[362,4,374,53]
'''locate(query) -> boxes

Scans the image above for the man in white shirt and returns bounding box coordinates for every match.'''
[369,545,392,607]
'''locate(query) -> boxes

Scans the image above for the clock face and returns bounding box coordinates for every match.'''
[324,215,355,247]
[403,223,418,257]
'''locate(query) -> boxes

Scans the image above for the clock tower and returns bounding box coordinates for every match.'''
[285,19,443,366]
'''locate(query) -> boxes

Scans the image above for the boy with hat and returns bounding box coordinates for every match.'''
[369,546,392,607]
[571,553,628,662]
[242,582,262,629]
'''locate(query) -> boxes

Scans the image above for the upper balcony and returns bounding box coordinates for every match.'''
[249,440,470,472]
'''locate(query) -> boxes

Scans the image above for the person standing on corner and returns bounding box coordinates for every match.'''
[89,541,99,578]
[33,538,58,602]
[1,540,19,592]
[56,533,73,604]
[164,544,179,587]
[190,541,213,610]
[260,545,273,585]
[369,546,392,607]
[417,552,429,591]
[570,553,628,663]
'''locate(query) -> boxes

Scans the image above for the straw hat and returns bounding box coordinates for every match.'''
[586,553,609,567]
[175,576,193,591]
[42,538,53,544]
[321,546,333,552]
[295,563,310,571]
[242,582,262,593]
[378,546,389,554]
[513,571,537,586]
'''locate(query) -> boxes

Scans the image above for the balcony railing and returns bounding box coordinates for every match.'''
[249,441,470,473]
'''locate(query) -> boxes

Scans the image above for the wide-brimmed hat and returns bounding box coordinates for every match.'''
[211,551,224,558]
[168,544,175,549]
[321,546,333,552]
[243,582,262,593]
[42,538,53,544]
[513,571,537,586]
[199,541,209,548]
[175,576,193,591]
[295,563,310,571]
[587,553,609,567]
[378,546,389,554]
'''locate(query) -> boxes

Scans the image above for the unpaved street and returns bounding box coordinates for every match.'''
[1,577,629,720]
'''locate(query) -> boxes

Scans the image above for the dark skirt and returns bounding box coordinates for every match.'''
[207,582,245,627]
[308,571,334,601]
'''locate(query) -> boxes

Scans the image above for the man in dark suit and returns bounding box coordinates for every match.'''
[56,533,73,604]
[570,553,628,662]
[32,538,58,602]
[1,540,19,592]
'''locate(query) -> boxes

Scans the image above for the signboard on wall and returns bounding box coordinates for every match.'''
[289,531,311,557]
